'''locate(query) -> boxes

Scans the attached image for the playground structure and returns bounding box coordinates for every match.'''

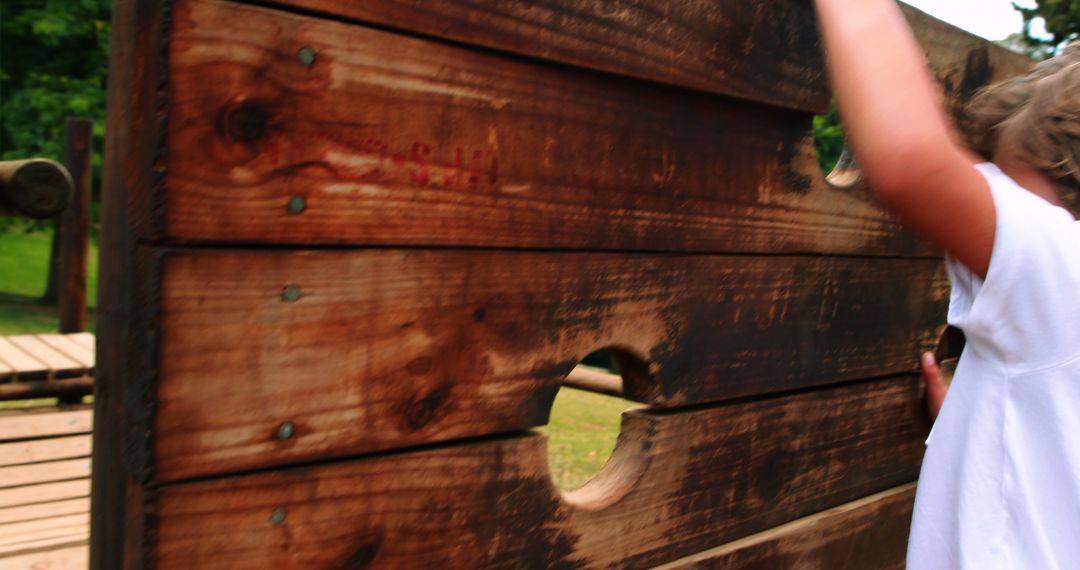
[90,1,1032,568]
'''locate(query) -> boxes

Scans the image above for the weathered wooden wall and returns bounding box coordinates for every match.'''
[93,1,1032,568]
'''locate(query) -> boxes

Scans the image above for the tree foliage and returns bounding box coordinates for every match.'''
[1,0,111,232]
[1015,0,1080,49]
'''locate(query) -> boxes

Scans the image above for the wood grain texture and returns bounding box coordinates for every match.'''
[153,376,927,569]
[206,0,829,114]
[154,249,946,481]
[0,435,91,467]
[162,0,926,255]
[0,480,90,510]
[653,484,915,569]
[0,409,92,441]
[0,543,88,569]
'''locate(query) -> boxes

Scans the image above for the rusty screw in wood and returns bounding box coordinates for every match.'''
[276,421,295,440]
[281,285,302,303]
[286,195,306,214]
[269,507,287,526]
[298,47,317,66]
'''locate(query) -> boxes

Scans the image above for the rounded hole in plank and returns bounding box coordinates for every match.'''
[933,325,965,387]
[814,99,862,188]
[542,348,647,507]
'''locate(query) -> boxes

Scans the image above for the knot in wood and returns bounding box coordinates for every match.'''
[220,100,270,144]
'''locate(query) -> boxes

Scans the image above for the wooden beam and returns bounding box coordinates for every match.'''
[0,378,94,402]
[652,484,916,569]
[0,409,92,441]
[196,0,831,114]
[161,0,926,256]
[0,159,73,219]
[151,250,945,482]
[59,118,93,333]
[564,366,623,397]
[150,376,927,568]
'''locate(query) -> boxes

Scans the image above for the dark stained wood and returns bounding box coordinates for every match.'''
[152,376,927,569]
[152,249,945,481]
[0,159,73,219]
[59,118,93,334]
[91,0,170,566]
[162,0,925,256]
[224,0,831,114]
[653,484,915,569]
[0,378,94,401]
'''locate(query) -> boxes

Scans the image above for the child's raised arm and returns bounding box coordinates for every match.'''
[813,0,996,277]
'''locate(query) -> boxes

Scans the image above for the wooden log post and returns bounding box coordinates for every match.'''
[0,159,73,219]
[59,119,93,334]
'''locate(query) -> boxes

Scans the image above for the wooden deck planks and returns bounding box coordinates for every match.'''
[0,409,93,441]
[0,435,92,467]
[0,498,90,526]
[0,543,88,569]
[0,458,92,489]
[36,334,95,369]
[0,337,47,377]
[5,336,82,373]
[0,334,94,383]
[0,480,90,510]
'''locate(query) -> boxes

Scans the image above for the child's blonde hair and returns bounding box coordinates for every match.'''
[964,43,1080,196]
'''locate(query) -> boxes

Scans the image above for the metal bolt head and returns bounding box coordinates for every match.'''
[276,421,296,440]
[269,506,287,526]
[286,195,306,214]
[281,285,302,303]
[298,47,317,66]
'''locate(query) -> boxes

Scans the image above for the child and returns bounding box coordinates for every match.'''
[812,1,1080,568]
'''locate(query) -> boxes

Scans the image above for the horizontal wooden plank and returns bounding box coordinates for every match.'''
[36,334,95,369]
[0,514,89,555]
[0,435,91,467]
[0,498,90,525]
[564,366,623,397]
[0,543,88,568]
[0,480,90,509]
[217,0,830,113]
[0,377,94,402]
[0,337,46,377]
[163,0,929,256]
[0,458,91,489]
[654,484,916,569]
[155,250,946,481]
[0,409,93,442]
[153,376,927,568]
[66,332,94,351]
[6,336,82,373]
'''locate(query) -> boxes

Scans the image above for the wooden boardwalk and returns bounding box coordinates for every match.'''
[0,333,93,569]
[0,333,95,401]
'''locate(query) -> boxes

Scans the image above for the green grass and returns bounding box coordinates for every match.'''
[0,229,98,334]
[542,387,640,491]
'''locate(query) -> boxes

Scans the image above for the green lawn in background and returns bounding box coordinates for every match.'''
[542,386,640,491]
[0,229,98,335]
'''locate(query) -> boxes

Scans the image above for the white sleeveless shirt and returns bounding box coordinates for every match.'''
[908,163,1080,569]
